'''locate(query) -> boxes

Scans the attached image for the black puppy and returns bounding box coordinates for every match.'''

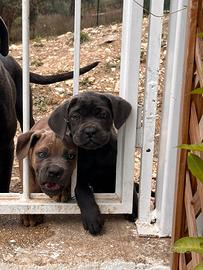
[0,17,98,193]
[48,91,136,235]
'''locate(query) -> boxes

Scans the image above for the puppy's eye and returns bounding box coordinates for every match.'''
[70,113,80,121]
[37,151,48,159]
[99,111,108,119]
[63,152,76,160]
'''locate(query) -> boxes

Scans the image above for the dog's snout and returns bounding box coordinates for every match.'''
[47,165,64,179]
[84,127,97,138]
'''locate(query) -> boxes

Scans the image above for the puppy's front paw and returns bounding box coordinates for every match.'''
[21,214,44,227]
[81,208,104,235]
[51,188,71,202]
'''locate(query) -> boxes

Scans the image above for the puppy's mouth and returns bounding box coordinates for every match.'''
[82,140,102,149]
[73,133,110,150]
[40,182,64,195]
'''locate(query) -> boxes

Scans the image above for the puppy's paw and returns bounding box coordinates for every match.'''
[21,214,44,227]
[125,212,137,222]
[81,208,104,235]
[51,188,71,202]
[60,188,71,202]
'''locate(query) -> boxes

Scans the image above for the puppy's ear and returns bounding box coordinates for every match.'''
[104,94,132,129]
[16,131,41,160]
[48,101,70,139]
[0,17,9,56]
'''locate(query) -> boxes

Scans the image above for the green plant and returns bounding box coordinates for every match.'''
[80,76,95,87]
[177,144,203,183]
[31,59,43,67]
[80,31,90,43]
[172,237,203,253]
[33,35,44,46]
[104,60,120,71]
[172,237,203,269]
[172,87,203,269]
[191,88,203,94]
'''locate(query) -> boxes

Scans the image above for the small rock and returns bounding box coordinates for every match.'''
[111,24,118,32]
[55,87,65,94]
[99,35,117,45]
[88,76,95,83]
[105,48,112,54]
[10,44,19,50]
[10,240,16,243]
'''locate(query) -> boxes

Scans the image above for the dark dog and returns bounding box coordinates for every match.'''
[48,91,137,235]
[1,54,99,130]
[0,17,99,129]
[0,16,8,56]
[0,17,98,193]
[0,17,17,192]
[16,117,77,226]
[0,29,99,129]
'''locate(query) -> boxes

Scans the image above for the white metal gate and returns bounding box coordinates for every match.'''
[0,0,189,237]
[136,0,188,237]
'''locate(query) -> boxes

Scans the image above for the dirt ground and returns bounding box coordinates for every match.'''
[3,18,171,269]
[0,214,171,269]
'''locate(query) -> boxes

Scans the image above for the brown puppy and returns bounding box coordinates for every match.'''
[16,117,77,226]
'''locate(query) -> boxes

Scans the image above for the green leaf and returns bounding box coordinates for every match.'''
[195,262,203,270]
[187,153,203,183]
[191,88,203,94]
[172,237,203,253]
[198,32,203,38]
[178,144,203,151]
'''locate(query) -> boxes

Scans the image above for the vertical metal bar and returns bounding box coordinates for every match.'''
[22,0,30,200]
[73,0,81,96]
[116,0,143,212]
[72,0,81,195]
[156,0,188,236]
[138,0,164,223]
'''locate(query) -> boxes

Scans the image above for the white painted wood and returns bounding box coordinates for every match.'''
[155,0,188,237]
[22,0,30,201]
[73,0,81,96]
[116,0,144,212]
[138,0,164,223]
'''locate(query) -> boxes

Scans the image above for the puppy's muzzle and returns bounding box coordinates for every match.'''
[74,124,110,150]
[39,165,65,195]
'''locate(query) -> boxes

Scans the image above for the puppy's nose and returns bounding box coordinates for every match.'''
[47,166,64,179]
[84,127,97,138]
